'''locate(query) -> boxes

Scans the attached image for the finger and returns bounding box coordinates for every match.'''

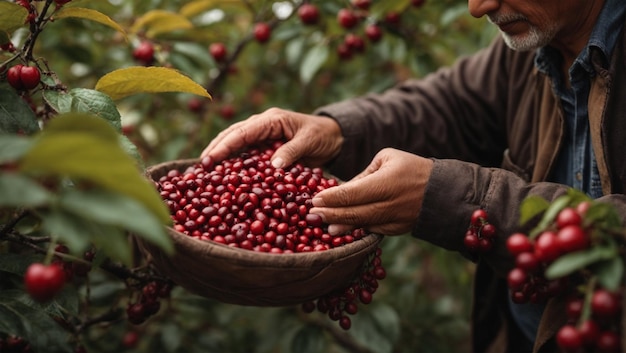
[200,115,282,160]
[270,134,310,169]
[312,171,388,209]
[327,224,355,236]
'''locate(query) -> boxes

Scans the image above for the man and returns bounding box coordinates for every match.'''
[202,0,626,351]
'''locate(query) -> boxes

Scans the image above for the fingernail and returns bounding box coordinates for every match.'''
[328,224,341,236]
[271,157,284,169]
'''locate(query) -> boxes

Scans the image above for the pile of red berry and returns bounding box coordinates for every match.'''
[154,141,367,253]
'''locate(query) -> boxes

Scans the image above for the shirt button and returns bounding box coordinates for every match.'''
[576,172,583,181]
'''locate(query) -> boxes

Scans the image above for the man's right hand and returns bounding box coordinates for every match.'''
[201,107,344,169]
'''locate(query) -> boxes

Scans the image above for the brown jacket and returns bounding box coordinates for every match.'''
[315,20,626,353]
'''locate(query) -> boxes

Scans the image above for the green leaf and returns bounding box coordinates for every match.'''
[290,325,327,353]
[40,208,134,266]
[0,173,54,207]
[350,308,395,353]
[545,246,617,280]
[519,195,549,226]
[95,66,212,101]
[130,10,193,38]
[43,88,122,130]
[179,0,244,18]
[371,303,401,343]
[54,7,128,41]
[592,257,624,291]
[59,188,172,254]
[300,44,329,84]
[0,84,40,134]
[18,113,171,224]
[529,194,571,238]
[39,208,92,252]
[0,254,42,277]
[0,2,28,34]
[0,293,73,353]
[0,134,32,164]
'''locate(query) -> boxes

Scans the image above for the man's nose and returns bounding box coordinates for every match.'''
[467,0,500,18]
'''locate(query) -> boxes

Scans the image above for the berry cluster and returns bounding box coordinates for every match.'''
[463,209,497,254]
[126,281,173,325]
[155,141,367,253]
[505,204,592,305]
[505,200,624,352]
[7,64,40,91]
[557,289,622,353]
[301,247,386,330]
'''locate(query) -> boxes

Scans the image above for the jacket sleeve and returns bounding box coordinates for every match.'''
[415,159,626,278]
[314,37,531,182]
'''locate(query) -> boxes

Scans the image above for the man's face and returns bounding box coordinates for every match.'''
[468,0,595,52]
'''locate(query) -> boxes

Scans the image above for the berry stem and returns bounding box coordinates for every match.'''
[578,276,597,325]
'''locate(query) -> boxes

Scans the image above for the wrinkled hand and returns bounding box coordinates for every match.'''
[201,107,343,169]
[310,148,433,236]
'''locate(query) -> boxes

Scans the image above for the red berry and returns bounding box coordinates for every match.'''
[556,225,589,253]
[506,232,533,256]
[337,9,358,29]
[209,43,227,62]
[344,34,365,53]
[411,0,426,7]
[575,201,591,216]
[133,41,155,65]
[298,4,319,25]
[339,316,351,330]
[351,0,371,10]
[556,324,583,352]
[463,231,480,252]
[506,268,527,291]
[480,223,496,239]
[19,66,40,90]
[591,289,620,320]
[359,289,372,304]
[384,12,401,25]
[219,104,235,120]
[595,331,620,353]
[365,24,383,42]
[470,209,487,227]
[253,22,271,43]
[7,64,24,90]
[24,263,66,302]
[556,207,582,229]
[54,0,72,6]
[565,298,583,321]
[515,252,540,273]
[122,331,139,348]
[187,97,204,113]
[577,320,600,347]
[534,230,561,263]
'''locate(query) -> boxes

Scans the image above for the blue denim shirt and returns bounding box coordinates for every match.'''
[508,0,626,345]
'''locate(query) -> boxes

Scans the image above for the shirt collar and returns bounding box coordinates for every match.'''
[535,0,626,78]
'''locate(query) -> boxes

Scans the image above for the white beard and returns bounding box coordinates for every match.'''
[488,14,558,51]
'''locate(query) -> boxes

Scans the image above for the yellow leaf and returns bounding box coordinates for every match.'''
[0,2,28,33]
[95,66,212,101]
[179,0,243,17]
[131,10,193,38]
[54,7,128,41]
